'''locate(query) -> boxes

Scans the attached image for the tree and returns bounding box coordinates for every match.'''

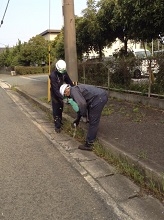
[0,36,52,67]
[78,0,109,59]
[18,42,32,66]
[75,16,92,59]
[113,0,164,48]
[27,35,49,66]
[51,29,65,60]
[0,47,11,67]
[97,0,117,48]
[112,0,164,96]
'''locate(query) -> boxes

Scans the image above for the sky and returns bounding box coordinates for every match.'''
[0,0,87,47]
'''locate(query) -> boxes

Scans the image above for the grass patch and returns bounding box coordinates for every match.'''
[102,106,114,116]
[133,107,139,113]
[92,141,164,202]
[62,118,86,142]
[93,141,144,185]
[11,86,17,91]
[39,97,49,103]
[137,150,148,160]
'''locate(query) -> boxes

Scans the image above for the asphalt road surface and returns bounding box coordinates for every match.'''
[0,86,123,219]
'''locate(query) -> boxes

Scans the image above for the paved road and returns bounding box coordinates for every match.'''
[0,73,48,98]
[0,86,121,220]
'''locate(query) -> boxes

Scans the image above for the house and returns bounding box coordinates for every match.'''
[84,39,142,59]
[39,29,61,41]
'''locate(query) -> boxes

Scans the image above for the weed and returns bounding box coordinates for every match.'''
[148,179,158,193]
[39,97,49,103]
[92,141,164,201]
[137,150,148,159]
[62,119,86,142]
[119,107,127,114]
[133,117,142,122]
[11,86,17,91]
[133,107,139,113]
[102,106,114,116]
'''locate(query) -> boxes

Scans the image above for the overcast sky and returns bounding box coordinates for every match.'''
[0,0,87,47]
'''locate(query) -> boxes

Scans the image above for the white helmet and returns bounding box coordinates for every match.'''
[60,84,69,96]
[56,59,66,73]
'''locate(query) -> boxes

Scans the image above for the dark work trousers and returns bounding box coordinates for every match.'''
[51,100,63,129]
[86,92,108,144]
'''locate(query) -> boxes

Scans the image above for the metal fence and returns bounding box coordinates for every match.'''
[77,61,113,89]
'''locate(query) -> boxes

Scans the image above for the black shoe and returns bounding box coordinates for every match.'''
[78,142,93,151]
[55,127,61,133]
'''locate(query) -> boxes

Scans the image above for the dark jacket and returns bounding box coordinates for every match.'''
[49,69,73,103]
[70,84,108,116]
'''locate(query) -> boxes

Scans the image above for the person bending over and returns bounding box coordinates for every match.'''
[60,84,108,151]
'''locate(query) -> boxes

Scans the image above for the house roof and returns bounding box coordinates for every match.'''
[39,29,61,36]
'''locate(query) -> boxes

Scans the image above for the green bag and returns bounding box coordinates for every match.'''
[68,98,79,112]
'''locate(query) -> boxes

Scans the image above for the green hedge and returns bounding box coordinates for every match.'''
[15,66,49,75]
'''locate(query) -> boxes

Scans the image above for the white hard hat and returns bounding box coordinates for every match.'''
[56,60,66,73]
[60,84,69,96]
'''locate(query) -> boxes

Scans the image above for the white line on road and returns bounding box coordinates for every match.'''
[0,81,11,89]
[20,75,48,81]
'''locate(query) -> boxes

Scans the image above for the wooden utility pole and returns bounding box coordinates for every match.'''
[63,0,78,83]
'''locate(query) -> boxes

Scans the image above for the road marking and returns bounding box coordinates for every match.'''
[0,81,11,89]
[20,76,48,81]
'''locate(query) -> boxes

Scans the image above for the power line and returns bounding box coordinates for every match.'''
[0,0,11,28]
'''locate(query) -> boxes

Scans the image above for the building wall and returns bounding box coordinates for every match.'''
[39,29,60,42]
[43,33,58,41]
[84,39,142,59]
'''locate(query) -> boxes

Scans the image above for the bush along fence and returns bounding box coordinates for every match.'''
[14,66,49,75]
[77,56,164,96]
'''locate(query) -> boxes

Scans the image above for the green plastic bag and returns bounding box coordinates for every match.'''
[68,98,79,112]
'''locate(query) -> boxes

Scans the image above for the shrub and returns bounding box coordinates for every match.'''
[15,66,49,75]
[154,54,164,94]
[78,61,108,86]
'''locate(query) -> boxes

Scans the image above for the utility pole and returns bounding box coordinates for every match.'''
[63,0,78,83]
[47,0,51,102]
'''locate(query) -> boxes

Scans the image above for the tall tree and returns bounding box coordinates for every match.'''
[51,29,65,60]
[79,0,109,59]
[27,35,49,66]
[113,0,164,50]
[97,0,117,47]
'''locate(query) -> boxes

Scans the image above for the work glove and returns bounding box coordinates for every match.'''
[68,98,79,112]
[72,111,81,127]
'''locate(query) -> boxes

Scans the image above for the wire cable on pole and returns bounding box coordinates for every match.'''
[0,0,11,28]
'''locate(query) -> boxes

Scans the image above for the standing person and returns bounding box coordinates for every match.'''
[49,59,74,133]
[60,84,108,151]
